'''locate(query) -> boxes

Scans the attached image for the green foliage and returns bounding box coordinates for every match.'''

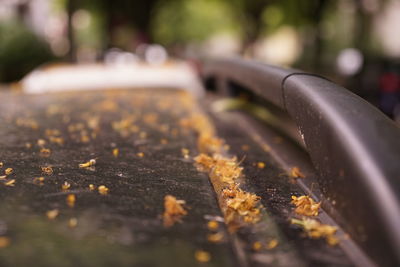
[0,21,54,82]
[74,9,106,49]
[151,0,241,45]
[261,5,284,33]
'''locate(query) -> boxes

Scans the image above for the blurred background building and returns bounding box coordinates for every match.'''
[1,0,400,119]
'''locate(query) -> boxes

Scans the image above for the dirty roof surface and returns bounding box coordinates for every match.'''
[0,89,237,267]
[0,88,356,267]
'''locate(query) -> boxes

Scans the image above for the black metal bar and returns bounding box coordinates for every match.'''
[202,58,294,108]
[201,57,400,267]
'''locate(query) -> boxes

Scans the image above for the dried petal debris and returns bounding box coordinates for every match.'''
[222,184,261,225]
[66,194,76,208]
[291,218,338,246]
[207,232,224,243]
[62,181,71,191]
[98,185,109,195]
[195,154,243,184]
[33,177,45,185]
[267,239,279,249]
[181,148,190,159]
[40,148,51,157]
[291,195,321,216]
[187,112,263,232]
[68,218,78,228]
[194,250,211,263]
[162,195,187,227]
[252,241,262,251]
[5,168,13,175]
[46,209,59,220]
[0,237,10,248]
[207,220,219,231]
[79,159,96,168]
[41,166,53,175]
[4,179,15,186]
[37,139,46,147]
[257,162,265,169]
[291,167,305,178]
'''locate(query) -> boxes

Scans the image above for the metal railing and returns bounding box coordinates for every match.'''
[201,57,400,267]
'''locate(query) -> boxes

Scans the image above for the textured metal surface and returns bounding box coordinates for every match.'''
[284,76,400,266]
[0,89,237,267]
[201,57,400,267]
[202,57,294,107]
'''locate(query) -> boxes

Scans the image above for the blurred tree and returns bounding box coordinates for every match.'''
[67,0,315,58]
[63,0,392,74]
[0,21,54,82]
[295,0,330,70]
[99,0,157,45]
[67,0,160,50]
[226,0,332,64]
[151,0,240,47]
[229,0,272,55]
[67,0,76,60]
